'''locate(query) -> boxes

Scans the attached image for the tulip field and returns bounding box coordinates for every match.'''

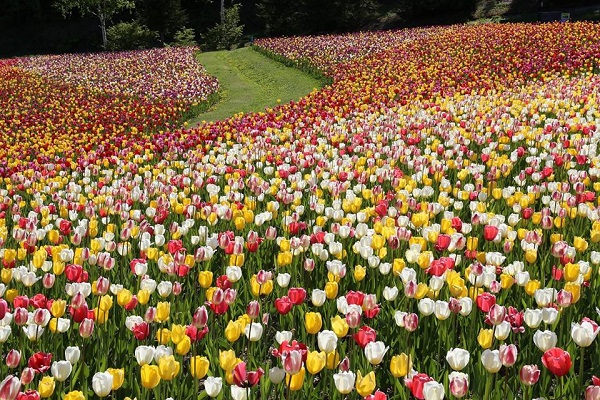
[2,21,600,400]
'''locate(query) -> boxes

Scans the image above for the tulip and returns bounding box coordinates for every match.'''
[306,351,326,375]
[390,353,411,378]
[405,373,433,399]
[63,391,85,400]
[477,328,493,349]
[158,355,180,380]
[317,330,338,353]
[244,322,263,342]
[481,350,502,373]
[106,368,124,390]
[231,385,248,400]
[533,330,557,352]
[356,370,376,397]
[364,341,389,365]
[204,376,223,398]
[190,356,210,379]
[585,385,600,400]
[79,318,94,338]
[37,376,54,398]
[232,362,263,387]
[92,371,113,397]
[268,367,285,383]
[311,289,326,306]
[446,348,470,371]
[333,371,356,395]
[0,375,21,400]
[520,364,541,386]
[541,347,572,377]
[50,361,72,382]
[499,344,518,367]
[20,368,35,386]
[305,312,322,334]
[571,321,599,347]
[449,372,469,398]
[285,366,306,391]
[331,315,349,338]
[423,380,445,400]
[140,364,161,389]
[282,350,303,375]
[5,350,20,369]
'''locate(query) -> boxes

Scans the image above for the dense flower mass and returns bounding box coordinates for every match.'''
[17,47,219,103]
[1,22,600,399]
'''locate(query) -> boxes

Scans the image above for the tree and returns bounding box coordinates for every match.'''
[138,0,188,43]
[203,3,244,50]
[54,0,135,49]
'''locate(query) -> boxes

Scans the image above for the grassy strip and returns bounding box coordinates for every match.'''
[251,45,334,86]
[187,47,324,125]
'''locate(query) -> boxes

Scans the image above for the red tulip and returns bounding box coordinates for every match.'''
[6,350,21,369]
[17,390,40,400]
[541,347,572,377]
[483,225,499,241]
[132,321,150,340]
[192,306,208,328]
[353,325,377,348]
[27,352,52,374]
[405,373,433,400]
[476,293,496,313]
[0,299,7,320]
[346,290,365,306]
[232,362,264,388]
[435,234,451,251]
[287,288,306,305]
[274,296,293,315]
[365,390,387,400]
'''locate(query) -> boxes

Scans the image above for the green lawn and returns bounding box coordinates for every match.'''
[188,47,324,125]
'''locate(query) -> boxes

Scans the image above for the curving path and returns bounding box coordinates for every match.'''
[189,46,323,125]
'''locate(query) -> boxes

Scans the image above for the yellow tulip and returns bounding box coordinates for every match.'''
[190,356,210,379]
[305,312,323,334]
[390,353,411,378]
[325,281,339,299]
[198,271,213,288]
[99,295,113,312]
[158,355,180,380]
[156,328,171,345]
[63,391,85,400]
[155,302,170,322]
[326,351,341,370]
[170,324,186,345]
[141,364,161,389]
[306,351,326,375]
[225,320,242,342]
[331,315,349,338]
[525,280,541,296]
[573,237,588,252]
[356,370,376,397]
[286,367,306,391]
[176,336,192,355]
[564,282,581,303]
[38,376,56,398]
[51,299,66,318]
[564,263,580,282]
[219,349,238,371]
[116,289,133,307]
[353,265,366,281]
[478,328,493,349]
[107,368,125,390]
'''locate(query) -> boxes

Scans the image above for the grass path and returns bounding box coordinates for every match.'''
[188,47,323,124]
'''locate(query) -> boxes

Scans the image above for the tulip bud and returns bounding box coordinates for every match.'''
[20,367,35,385]
[520,364,540,386]
[192,306,208,328]
[449,372,469,398]
[12,307,27,326]
[0,374,21,400]
[5,349,21,368]
[79,318,94,338]
[499,344,518,367]
[246,301,260,319]
[42,273,55,289]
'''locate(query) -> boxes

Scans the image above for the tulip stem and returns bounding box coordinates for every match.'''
[483,373,494,400]
[578,347,585,397]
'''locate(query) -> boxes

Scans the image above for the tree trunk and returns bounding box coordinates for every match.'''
[99,7,108,49]
[220,0,225,23]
